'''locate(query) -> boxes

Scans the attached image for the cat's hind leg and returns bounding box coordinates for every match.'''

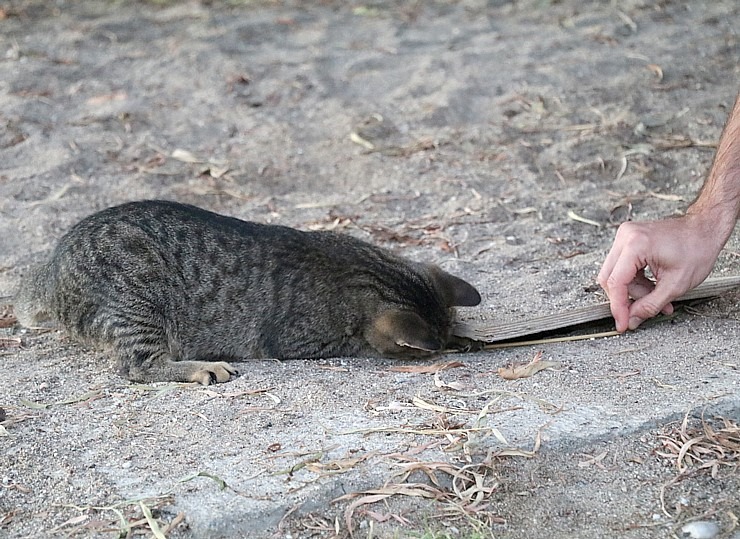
[114,338,238,384]
[100,311,237,385]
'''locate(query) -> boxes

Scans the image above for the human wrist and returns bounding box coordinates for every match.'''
[684,197,736,256]
[687,165,740,219]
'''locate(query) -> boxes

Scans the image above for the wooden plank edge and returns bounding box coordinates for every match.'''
[452,275,740,343]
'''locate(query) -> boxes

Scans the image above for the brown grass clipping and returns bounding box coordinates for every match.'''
[656,412,740,477]
[655,411,740,519]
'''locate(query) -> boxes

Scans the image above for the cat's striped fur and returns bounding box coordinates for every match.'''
[16,200,481,384]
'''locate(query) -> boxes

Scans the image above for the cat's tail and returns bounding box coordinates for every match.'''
[14,263,55,328]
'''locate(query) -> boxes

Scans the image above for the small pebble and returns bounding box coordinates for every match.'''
[681,520,720,539]
[0,407,6,422]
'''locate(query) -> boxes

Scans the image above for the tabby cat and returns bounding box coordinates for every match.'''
[16,200,481,384]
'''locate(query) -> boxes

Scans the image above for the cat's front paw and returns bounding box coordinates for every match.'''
[188,361,238,385]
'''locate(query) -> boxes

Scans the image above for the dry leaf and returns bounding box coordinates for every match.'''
[140,502,167,539]
[86,92,127,106]
[305,452,375,474]
[335,484,439,533]
[497,351,561,380]
[55,390,103,406]
[0,315,17,328]
[374,401,414,412]
[494,447,536,458]
[59,514,89,527]
[566,209,601,228]
[389,361,465,374]
[27,183,73,208]
[411,396,473,414]
[0,337,22,349]
[199,387,273,398]
[178,471,228,490]
[306,217,349,231]
[343,493,389,532]
[171,148,203,164]
[648,190,684,202]
[433,372,466,391]
[609,202,632,224]
[578,450,608,468]
[206,165,230,179]
[19,399,49,410]
[510,206,538,215]
[349,131,375,150]
[646,63,664,81]
[656,413,740,476]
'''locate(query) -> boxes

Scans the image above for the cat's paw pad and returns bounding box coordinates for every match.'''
[189,362,238,385]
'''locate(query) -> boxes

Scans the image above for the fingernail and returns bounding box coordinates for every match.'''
[628,317,642,330]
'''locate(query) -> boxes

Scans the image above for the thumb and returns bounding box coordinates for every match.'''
[627,283,679,330]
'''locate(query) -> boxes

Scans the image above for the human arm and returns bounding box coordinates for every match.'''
[598,93,740,332]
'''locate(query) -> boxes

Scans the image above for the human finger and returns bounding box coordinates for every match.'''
[626,272,655,301]
[597,239,623,291]
[602,256,644,333]
[627,271,675,321]
[627,282,681,330]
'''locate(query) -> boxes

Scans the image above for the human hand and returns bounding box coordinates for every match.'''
[597,215,723,332]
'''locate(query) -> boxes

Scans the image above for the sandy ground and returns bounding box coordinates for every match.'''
[1,1,739,538]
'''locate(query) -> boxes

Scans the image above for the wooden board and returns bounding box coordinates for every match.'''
[452,275,740,343]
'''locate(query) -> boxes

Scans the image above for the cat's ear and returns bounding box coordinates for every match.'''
[428,266,481,307]
[366,310,443,354]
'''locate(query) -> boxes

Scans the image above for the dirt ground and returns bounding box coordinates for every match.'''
[1,1,739,538]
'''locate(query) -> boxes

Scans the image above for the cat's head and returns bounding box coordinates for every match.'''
[365,265,480,358]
